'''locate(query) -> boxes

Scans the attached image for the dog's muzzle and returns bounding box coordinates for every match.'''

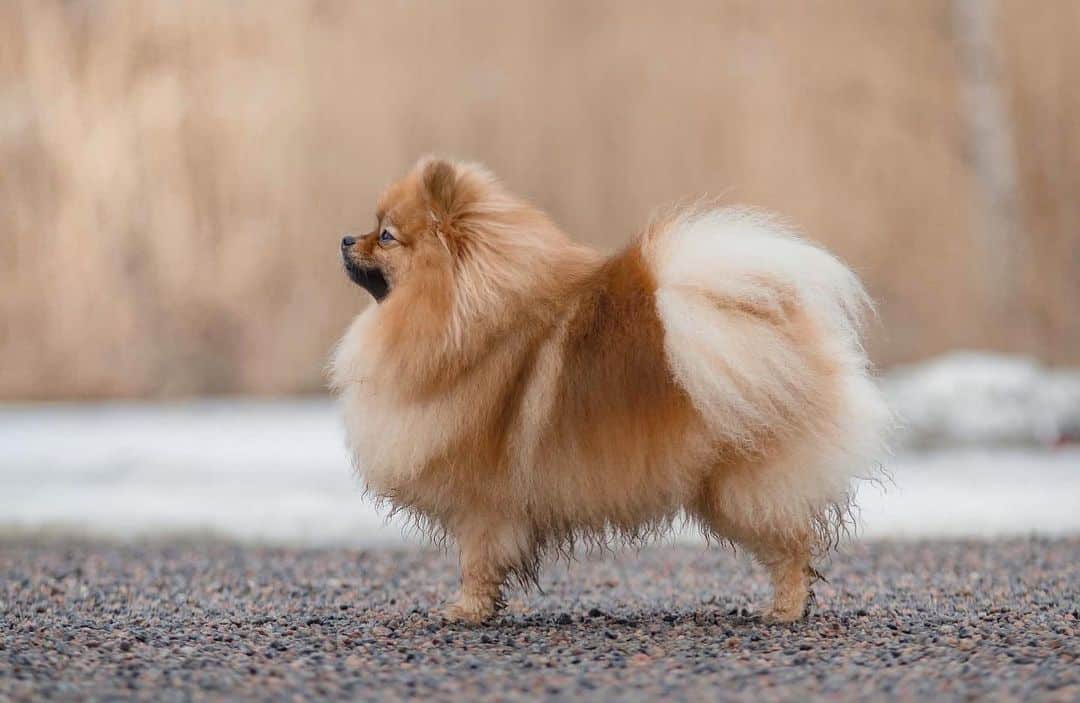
[341,236,390,302]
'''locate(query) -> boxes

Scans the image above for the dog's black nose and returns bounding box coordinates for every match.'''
[341,235,356,248]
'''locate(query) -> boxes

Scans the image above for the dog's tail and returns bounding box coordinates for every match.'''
[638,207,892,545]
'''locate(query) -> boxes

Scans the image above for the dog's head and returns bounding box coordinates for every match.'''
[340,157,483,303]
[340,158,598,373]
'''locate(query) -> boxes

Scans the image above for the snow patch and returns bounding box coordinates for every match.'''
[2,352,1078,544]
[884,352,1080,448]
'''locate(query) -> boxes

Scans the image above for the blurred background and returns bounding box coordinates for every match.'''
[2,0,1078,544]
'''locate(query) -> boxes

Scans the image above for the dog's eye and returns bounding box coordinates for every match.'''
[379,229,396,244]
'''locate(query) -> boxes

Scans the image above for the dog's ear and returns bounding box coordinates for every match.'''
[421,158,459,221]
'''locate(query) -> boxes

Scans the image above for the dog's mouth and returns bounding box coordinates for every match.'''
[344,260,390,302]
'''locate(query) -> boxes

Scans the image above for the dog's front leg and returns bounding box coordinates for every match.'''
[440,518,534,624]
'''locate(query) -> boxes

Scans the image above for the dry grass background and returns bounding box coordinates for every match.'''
[1,0,1077,400]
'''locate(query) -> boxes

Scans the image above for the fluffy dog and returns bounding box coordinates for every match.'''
[332,157,888,623]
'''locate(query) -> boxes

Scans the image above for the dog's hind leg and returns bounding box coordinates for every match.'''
[692,476,817,623]
[440,517,537,624]
[698,509,814,622]
[749,535,814,623]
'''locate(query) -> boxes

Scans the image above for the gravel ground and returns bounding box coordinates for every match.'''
[2,537,1077,702]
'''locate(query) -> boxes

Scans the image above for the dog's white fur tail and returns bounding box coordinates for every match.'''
[642,208,890,547]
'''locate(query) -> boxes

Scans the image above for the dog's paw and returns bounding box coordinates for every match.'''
[762,598,812,624]
[761,602,813,625]
[760,588,815,624]
[438,601,494,625]
[761,608,804,625]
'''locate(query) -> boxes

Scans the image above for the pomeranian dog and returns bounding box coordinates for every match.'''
[332,157,888,623]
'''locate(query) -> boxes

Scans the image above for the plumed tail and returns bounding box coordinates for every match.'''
[640,206,892,550]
